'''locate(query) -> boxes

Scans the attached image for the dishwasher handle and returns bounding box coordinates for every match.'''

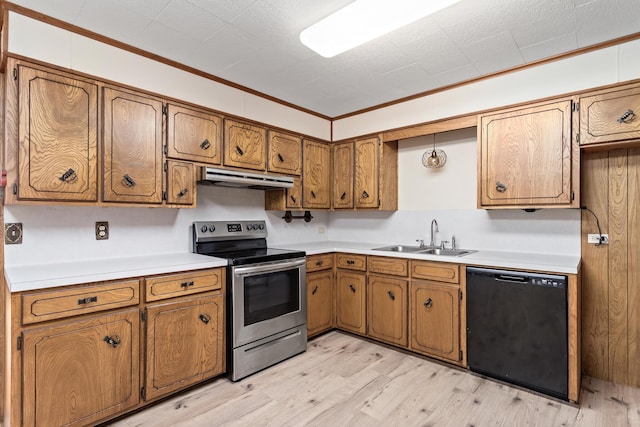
[495,274,529,284]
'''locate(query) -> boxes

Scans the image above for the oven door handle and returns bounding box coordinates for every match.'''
[233,258,306,275]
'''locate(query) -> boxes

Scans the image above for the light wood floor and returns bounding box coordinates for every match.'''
[109,331,640,427]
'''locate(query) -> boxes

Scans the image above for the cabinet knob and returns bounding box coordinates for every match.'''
[316,260,323,266]
[618,109,635,124]
[346,260,355,265]
[277,153,284,162]
[122,174,136,187]
[235,145,244,156]
[200,139,211,150]
[290,195,297,204]
[424,298,433,308]
[349,284,356,293]
[103,335,121,348]
[310,190,317,199]
[177,188,189,197]
[199,314,211,324]
[340,192,346,200]
[495,181,507,193]
[312,285,319,295]
[180,281,194,288]
[387,290,395,301]
[78,296,98,305]
[362,190,369,199]
[59,168,77,183]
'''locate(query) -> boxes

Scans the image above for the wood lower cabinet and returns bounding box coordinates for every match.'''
[166,103,222,164]
[303,139,331,209]
[144,293,225,401]
[103,86,164,204]
[478,99,578,208]
[223,119,267,171]
[21,309,140,427]
[335,270,366,335]
[410,281,460,363]
[10,59,99,202]
[367,275,408,347]
[307,270,334,337]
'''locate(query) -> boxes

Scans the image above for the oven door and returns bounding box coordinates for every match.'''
[231,257,306,348]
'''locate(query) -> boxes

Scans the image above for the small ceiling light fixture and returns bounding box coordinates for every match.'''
[300,0,461,58]
[422,134,447,168]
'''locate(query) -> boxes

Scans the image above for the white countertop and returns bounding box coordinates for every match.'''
[5,253,228,292]
[280,241,581,275]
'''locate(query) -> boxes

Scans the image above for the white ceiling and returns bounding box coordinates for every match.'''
[9,0,640,117]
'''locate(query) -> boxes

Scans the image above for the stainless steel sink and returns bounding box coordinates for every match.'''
[420,248,476,257]
[373,245,426,252]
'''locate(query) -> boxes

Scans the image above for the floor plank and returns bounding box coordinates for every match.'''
[107,331,639,427]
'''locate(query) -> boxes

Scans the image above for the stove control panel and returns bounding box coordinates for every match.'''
[193,220,268,242]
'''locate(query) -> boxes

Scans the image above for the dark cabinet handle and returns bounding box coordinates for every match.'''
[346,260,355,265]
[290,195,297,204]
[177,188,189,197]
[312,286,318,295]
[200,139,211,150]
[199,314,211,324]
[618,109,635,123]
[340,192,346,200]
[236,145,244,156]
[122,174,136,187]
[311,190,317,199]
[388,291,395,301]
[103,335,121,348]
[78,296,98,305]
[362,190,369,199]
[495,181,507,193]
[424,298,433,308]
[277,153,284,162]
[349,284,356,293]
[59,168,77,183]
[181,281,194,288]
[315,260,323,266]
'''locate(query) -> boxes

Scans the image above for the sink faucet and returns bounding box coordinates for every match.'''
[430,219,439,247]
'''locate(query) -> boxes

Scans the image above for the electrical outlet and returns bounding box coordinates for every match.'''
[587,234,608,244]
[95,221,109,240]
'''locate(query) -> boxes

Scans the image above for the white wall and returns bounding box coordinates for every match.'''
[7,12,331,140]
[4,186,329,267]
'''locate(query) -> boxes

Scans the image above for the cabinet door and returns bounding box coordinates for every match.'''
[268,131,302,175]
[223,119,267,171]
[307,270,334,337]
[579,83,640,145]
[22,309,140,427]
[355,137,380,208]
[410,281,460,362]
[16,63,98,201]
[332,142,354,209]
[165,160,195,205]
[335,270,366,335]
[145,294,225,401]
[368,275,408,347]
[103,87,164,204]
[303,140,331,209]
[479,100,574,207]
[286,177,303,209]
[166,103,222,164]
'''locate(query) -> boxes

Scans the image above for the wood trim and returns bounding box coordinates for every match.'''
[568,272,581,403]
[1,2,331,121]
[381,114,477,142]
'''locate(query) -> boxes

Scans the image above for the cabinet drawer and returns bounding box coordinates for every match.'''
[145,268,224,302]
[306,254,334,272]
[368,256,408,277]
[410,261,459,284]
[21,279,140,324]
[580,83,640,145]
[336,253,367,271]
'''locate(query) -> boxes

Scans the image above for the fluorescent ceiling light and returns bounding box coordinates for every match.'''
[300,0,462,58]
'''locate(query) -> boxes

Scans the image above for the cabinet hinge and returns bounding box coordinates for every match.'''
[141,387,146,399]
[141,310,147,321]
[459,350,463,360]
[164,145,168,156]
[13,67,18,81]
[459,290,463,300]
[571,191,575,201]
[576,133,580,143]
[164,162,168,172]
[572,102,579,112]
[17,335,23,350]
[12,182,18,195]
[162,191,167,201]
[162,105,168,115]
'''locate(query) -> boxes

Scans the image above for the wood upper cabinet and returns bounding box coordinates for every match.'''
[166,103,222,164]
[332,142,354,209]
[303,139,331,208]
[102,86,164,204]
[355,137,380,208]
[478,99,577,208]
[307,270,334,337]
[21,309,140,427]
[144,293,225,401]
[223,119,267,171]
[268,130,302,175]
[335,270,366,335]
[165,160,195,206]
[410,281,460,362]
[579,82,640,146]
[368,275,408,347]
[12,60,99,201]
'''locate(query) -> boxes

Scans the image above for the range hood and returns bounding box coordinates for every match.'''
[198,167,294,190]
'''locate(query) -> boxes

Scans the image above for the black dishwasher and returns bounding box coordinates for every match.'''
[466,267,568,400]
